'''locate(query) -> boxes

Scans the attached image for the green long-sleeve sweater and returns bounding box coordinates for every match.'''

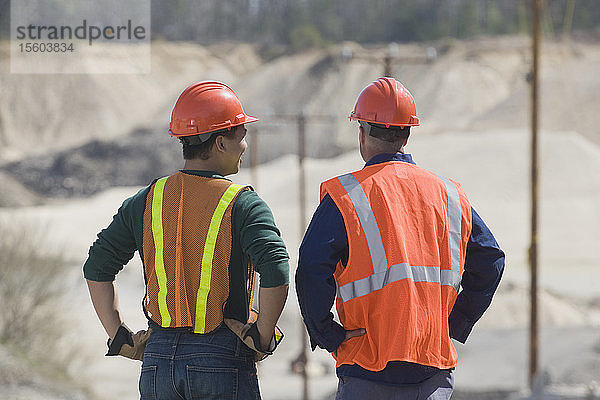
[83,170,289,325]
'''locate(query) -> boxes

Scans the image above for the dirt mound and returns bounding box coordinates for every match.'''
[237,37,600,149]
[469,40,600,147]
[0,41,247,162]
[3,36,600,165]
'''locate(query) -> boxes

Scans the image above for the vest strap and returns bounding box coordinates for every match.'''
[151,177,171,326]
[194,183,246,333]
[436,174,462,285]
[337,173,388,274]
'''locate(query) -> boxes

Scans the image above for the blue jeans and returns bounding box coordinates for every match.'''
[335,369,454,400]
[139,324,260,400]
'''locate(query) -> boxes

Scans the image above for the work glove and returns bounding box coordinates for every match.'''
[106,323,151,361]
[224,315,284,362]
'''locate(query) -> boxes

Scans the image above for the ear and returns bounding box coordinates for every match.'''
[358,126,369,162]
[359,126,366,146]
[214,135,227,153]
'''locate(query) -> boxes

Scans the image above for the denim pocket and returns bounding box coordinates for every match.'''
[139,365,157,400]
[238,370,261,400]
[187,366,237,399]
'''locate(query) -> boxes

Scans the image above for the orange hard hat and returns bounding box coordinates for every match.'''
[349,77,419,128]
[169,81,258,138]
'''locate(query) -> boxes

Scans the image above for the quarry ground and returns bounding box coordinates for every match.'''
[1,37,599,399]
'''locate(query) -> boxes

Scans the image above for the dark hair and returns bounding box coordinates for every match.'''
[180,128,230,160]
[366,122,411,143]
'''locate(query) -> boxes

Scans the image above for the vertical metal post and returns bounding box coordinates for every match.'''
[383,55,392,77]
[249,126,259,191]
[298,112,309,400]
[529,0,542,389]
[298,116,307,239]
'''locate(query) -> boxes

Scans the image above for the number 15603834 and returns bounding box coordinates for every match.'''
[19,42,74,52]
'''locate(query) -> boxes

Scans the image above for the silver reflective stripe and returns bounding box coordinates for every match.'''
[335,172,463,303]
[338,263,440,301]
[437,175,462,291]
[338,173,388,274]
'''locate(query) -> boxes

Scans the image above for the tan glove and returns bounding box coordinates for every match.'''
[118,329,152,361]
[106,323,152,361]
[224,315,283,362]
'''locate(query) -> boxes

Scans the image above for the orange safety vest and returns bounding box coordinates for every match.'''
[142,172,254,334]
[320,160,472,371]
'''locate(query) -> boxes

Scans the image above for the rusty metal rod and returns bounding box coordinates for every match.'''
[298,111,309,400]
[529,0,542,389]
[383,55,393,77]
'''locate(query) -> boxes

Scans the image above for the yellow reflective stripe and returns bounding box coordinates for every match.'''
[151,177,171,327]
[194,184,245,333]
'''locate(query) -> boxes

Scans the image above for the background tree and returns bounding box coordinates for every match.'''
[2,1,600,46]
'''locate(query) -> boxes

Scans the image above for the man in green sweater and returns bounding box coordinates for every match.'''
[84,81,289,400]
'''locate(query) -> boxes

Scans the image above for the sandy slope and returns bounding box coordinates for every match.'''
[3,37,600,164]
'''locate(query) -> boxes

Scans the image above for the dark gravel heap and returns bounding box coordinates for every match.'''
[2,124,345,199]
[2,129,182,198]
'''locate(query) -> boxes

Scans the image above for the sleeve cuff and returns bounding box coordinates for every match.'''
[83,259,117,282]
[307,320,346,353]
[449,310,475,344]
[329,327,346,353]
[257,261,290,288]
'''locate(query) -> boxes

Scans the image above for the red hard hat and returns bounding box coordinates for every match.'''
[349,77,419,128]
[169,81,258,138]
